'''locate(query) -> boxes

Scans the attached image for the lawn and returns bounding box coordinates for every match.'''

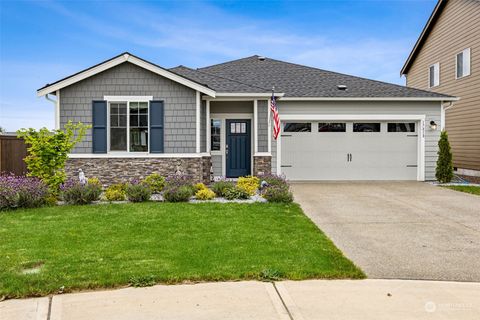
[0,203,364,298]
[445,185,480,196]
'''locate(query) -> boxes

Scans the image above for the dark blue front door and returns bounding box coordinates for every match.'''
[226,119,251,178]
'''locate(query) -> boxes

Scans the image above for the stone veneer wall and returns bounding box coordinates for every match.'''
[66,157,211,185]
[253,156,272,176]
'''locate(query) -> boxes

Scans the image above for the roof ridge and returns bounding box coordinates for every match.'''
[194,68,271,92]
[198,55,260,71]
[260,56,453,98]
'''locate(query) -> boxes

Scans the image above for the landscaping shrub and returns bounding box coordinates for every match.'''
[211,180,235,197]
[194,182,207,192]
[262,185,293,203]
[125,180,151,202]
[104,183,126,201]
[195,188,216,200]
[163,185,194,202]
[237,176,260,195]
[61,178,102,205]
[142,173,166,193]
[0,174,49,210]
[258,174,289,188]
[223,186,250,200]
[17,121,90,192]
[436,130,454,183]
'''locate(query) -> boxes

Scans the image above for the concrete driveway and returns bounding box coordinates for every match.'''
[291,182,480,281]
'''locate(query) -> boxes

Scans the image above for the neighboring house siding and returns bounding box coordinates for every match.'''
[60,62,197,154]
[272,101,441,180]
[405,0,480,171]
[257,100,268,153]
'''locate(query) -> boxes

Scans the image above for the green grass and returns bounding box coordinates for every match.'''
[445,185,480,196]
[0,203,364,298]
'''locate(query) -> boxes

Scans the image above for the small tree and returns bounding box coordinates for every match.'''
[436,130,453,183]
[17,121,90,192]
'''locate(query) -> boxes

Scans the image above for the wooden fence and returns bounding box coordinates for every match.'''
[0,135,28,175]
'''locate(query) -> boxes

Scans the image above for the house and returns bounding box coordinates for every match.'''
[37,52,457,184]
[401,0,480,176]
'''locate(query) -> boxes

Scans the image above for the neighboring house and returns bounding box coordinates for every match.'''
[37,52,456,184]
[401,0,480,176]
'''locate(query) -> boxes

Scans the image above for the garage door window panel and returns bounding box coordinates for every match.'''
[318,123,346,132]
[284,123,311,132]
[353,123,381,132]
[388,123,416,133]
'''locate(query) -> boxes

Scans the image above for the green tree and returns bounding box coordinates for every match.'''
[17,121,90,191]
[436,130,454,183]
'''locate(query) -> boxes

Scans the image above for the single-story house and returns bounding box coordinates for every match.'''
[37,52,457,184]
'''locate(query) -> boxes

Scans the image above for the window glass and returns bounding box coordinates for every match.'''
[318,123,346,132]
[284,123,311,132]
[456,49,470,78]
[353,123,381,132]
[129,102,148,152]
[429,65,435,87]
[429,63,439,87]
[457,52,464,78]
[388,123,416,132]
[211,119,221,151]
[110,103,127,151]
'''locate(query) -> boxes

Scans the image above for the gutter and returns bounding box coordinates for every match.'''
[441,100,455,131]
[45,92,60,129]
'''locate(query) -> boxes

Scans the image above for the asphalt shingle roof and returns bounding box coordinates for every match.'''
[172,55,452,98]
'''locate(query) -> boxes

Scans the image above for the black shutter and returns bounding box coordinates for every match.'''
[92,100,107,153]
[149,100,164,153]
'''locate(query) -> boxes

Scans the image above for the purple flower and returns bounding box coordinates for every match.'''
[0,173,49,210]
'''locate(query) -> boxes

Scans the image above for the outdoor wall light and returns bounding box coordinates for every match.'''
[430,120,438,131]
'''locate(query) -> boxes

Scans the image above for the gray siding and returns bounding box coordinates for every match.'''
[257,100,268,152]
[60,62,197,153]
[212,154,222,176]
[272,100,442,180]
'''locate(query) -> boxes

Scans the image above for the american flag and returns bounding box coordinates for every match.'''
[270,92,280,140]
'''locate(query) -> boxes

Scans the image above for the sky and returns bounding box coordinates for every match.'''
[0,0,437,132]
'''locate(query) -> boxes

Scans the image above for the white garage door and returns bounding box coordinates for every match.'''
[280,121,418,180]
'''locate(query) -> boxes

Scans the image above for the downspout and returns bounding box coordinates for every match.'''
[45,91,60,130]
[441,101,454,131]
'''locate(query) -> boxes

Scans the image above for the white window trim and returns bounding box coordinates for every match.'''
[106,97,151,154]
[276,114,426,181]
[455,48,471,79]
[428,62,440,88]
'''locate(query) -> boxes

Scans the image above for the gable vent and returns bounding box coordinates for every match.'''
[257,56,266,61]
[337,85,347,90]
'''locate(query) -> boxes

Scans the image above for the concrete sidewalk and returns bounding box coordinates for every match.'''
[2,280,479,320]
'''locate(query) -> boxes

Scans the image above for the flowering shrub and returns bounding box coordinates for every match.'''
[0,174,49,210]
[61,178,102,205]
[262,185,293,203]
[195,188,215,200]
[104,183,126,201]
[125,180,151,202]
[237,176,260,196]
[164,185,194,202]
[258,174,289,189]
[223,186,250,200]
[211,180,235,197]
[142,173,166,193]
[194,183,207,192]
[165,174,195,189]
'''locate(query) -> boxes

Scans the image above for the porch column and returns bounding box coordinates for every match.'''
[206,100,211,152]
[254,99,258,153]
[267,98,272,153]
[196,91,201,153]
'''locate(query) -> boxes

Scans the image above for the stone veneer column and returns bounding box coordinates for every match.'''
[253,156,272,176]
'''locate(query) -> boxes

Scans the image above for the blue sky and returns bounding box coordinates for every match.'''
[0,0,437,131]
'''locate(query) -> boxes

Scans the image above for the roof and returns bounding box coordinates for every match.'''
[401,0,447,75]
[38,51,456,101]
[195,55,454,99]
[37,52,216,97]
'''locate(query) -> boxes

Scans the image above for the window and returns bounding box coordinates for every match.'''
[110,103,127,151]
[211,119,221,151]
[388,123,416,132]
[353,123,381,132]
[109,101,149,152]
[456,48,471,78]
[318,123,346,132]
[429,63,440,87]
[284,123,311,132]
